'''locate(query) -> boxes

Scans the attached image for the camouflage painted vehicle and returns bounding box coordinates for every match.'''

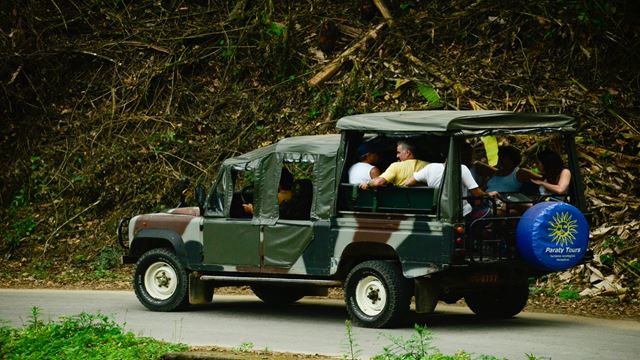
[119,110,590,328]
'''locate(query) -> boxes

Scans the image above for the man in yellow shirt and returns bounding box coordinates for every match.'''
[360,140,427,189]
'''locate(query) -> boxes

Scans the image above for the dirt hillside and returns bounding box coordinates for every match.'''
[1,1,639,309]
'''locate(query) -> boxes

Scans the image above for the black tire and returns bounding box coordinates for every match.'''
[344,260,411,328]
[134,248,189,311]
[250,284,305,305]
[465,278,529,318]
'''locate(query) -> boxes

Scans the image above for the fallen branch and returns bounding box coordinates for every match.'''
[308,22,386,86]
[403,45,452,86]
[41,200,101,258]
[585,145,640,168]
[373,0,394,24]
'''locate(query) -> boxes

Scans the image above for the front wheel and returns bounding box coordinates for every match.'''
[344,260,411,328]
[465,278,529,318]
[134,248,189,311]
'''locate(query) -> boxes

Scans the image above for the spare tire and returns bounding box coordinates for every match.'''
[516,202,589,271]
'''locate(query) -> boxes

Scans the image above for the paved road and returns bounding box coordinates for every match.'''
[0,289,638,359]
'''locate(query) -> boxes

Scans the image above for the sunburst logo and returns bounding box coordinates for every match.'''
[547,211,578,246]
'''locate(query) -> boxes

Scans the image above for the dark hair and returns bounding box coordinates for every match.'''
[460,141,473,166]
[358,142,378,160]
[498,145,522,166]
[280,168,294,190]
[537,149,565,184]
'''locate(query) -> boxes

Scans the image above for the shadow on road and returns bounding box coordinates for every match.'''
[186,297,564,330]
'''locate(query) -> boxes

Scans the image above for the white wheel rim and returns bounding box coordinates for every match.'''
[144,261,178,300]
[355,275,387,316]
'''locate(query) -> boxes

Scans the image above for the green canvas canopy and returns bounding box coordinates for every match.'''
[336,110,576,134]
[219,134,340,224]
[222,134,340,168]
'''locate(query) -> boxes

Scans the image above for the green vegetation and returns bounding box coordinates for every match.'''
[342,320,362,360]
[234,341,255,352]
[0,309,546,360]
[599,235,625,268]
[558,286,581,301]
[4,216,37,250]
[416,83,442,109]
[0,307,187,360]
[90,246,122,279]
[340,323,544,360]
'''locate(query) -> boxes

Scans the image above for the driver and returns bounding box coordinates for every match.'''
[242,168,293,215]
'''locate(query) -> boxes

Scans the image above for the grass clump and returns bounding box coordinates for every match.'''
[371,324,470,360]
[0,307,187,359]
[557,286,581,300]
[361,324,543,360]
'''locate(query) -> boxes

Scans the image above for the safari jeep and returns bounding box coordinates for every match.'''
[118,110,590,328]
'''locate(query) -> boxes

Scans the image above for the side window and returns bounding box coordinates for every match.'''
[279,160,314,220]
[229,169,255,218]
[208,177,225,214]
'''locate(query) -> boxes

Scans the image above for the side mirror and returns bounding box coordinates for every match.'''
[195,185,206,214]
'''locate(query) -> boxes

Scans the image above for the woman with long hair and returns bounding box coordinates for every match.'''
[531,149,571,195]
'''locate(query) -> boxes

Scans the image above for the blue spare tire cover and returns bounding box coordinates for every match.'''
[516,202,589,271]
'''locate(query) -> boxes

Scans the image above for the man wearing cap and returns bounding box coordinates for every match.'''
[348,142,381,184]
[361,140,427,189]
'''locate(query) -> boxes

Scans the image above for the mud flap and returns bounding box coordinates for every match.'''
[188,273,214,304]
[414,278,439,313]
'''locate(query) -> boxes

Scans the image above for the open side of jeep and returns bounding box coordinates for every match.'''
[119,110,590,328]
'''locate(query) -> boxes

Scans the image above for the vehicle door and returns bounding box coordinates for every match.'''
[202,165,260,269]
[261,155,316,273]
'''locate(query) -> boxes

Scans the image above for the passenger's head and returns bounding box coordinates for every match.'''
[279,168,294,190]
[537,149,565,184]
[396,140,416,161]
[460,141,473,167]
[497,145,522,172]
[358,142,380,164]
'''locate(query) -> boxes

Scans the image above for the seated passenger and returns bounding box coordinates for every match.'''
[403,163,498,217]
[475,145,541,193]
[361,140,427,189]
[280,179,313,220]
[242,168,293,215]
[348,142,381,184]
[530,149,571,198]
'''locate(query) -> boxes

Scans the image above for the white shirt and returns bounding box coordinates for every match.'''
[413,163,445,187]
[348,162,375,184]
[413,164,479,216]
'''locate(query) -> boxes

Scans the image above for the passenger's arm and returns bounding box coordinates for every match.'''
[242,203,254,215]
[469,187,499,199]
[531,169,571,194]
[473,161,497,177]
[369,166,381,179]
[517,167,543,183]
[359,176,388,190]
[401,175,418,187]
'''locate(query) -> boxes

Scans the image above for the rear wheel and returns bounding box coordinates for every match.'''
[344,260,411,328]
[251,284,306,305]
[134,248,189,311]
[465,278,529,318]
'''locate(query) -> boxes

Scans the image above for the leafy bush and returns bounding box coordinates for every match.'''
[90,246,122,278]
[364,324,519,360]
[0,307,187,360]
[3,216,37,249]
